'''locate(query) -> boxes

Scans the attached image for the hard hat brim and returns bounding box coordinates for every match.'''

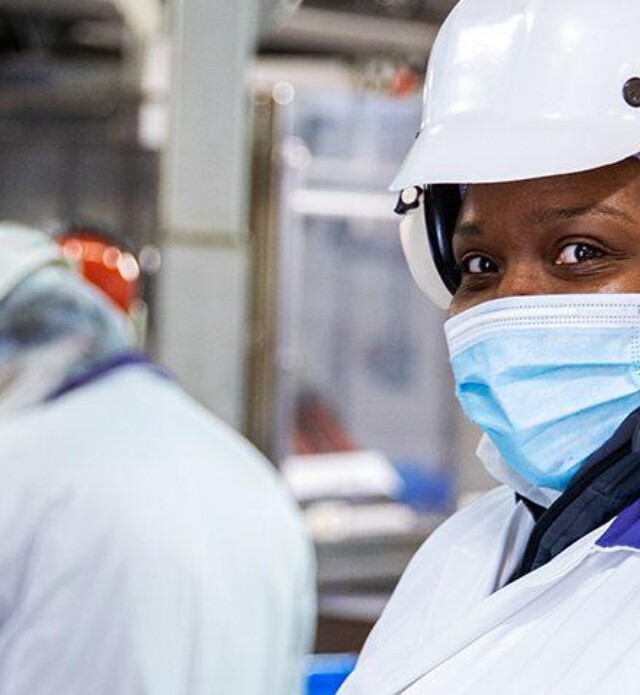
[390,115,640,191]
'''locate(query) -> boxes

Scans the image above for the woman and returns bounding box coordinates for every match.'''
[340,1,640,693]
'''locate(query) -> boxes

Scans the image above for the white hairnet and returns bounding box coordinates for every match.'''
[0,265,134,415]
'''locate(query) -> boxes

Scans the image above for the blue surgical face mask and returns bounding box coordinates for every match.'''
[445,294,640,491]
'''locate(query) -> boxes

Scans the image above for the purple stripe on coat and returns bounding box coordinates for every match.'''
[597,498,640,550]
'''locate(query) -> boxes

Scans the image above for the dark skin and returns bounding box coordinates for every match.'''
[450,158,640,316]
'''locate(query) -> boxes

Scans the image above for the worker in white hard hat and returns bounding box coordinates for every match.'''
[340,1,640,694]
[0,223,315,694]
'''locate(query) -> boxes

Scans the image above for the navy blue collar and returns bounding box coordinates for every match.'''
[47,351,173,403]
[510,408,640,582]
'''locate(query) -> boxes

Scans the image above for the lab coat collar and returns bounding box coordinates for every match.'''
[372,521,609,695]
[47,351,173,403]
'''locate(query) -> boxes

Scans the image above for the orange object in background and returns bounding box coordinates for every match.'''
[57,228,141,314]
[390,65,421,98]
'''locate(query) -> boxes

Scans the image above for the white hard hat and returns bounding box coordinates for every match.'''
[393,0,640,307]
[0,223,66,305]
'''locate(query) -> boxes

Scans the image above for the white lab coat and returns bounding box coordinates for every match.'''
[0,366,315,695]
[339,485,640,695]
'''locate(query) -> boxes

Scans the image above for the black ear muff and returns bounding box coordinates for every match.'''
[424,184,462,295]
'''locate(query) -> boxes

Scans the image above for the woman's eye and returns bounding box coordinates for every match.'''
[555,243,604,265]
[461,254,499,275]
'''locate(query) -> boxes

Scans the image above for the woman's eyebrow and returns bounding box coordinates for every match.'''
[454,222,484,237]
[453,203,635,239]
[528,204,636,226]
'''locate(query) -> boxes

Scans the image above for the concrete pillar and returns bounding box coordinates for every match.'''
[158,0,258,427]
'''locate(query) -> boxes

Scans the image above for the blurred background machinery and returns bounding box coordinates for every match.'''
[246,55,462,654]
[0,0,165,342]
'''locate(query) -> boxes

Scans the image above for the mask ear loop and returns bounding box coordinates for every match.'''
[424,184,463,295]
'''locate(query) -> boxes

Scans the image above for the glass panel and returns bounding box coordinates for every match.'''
[276,90,457,514]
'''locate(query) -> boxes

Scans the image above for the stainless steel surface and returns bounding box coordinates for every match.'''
[319,591,391,622]
[245,90,283,457]
[315,516,442,591]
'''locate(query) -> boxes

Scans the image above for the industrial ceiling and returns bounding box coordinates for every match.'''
[0,0,456,58]
[262,0,456,56]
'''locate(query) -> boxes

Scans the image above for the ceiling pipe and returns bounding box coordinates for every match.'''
[262,6,438,56]
[0,0,117,19]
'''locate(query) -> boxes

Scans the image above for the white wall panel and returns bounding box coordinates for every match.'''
[159,0,257,427]
[162,0,257,236]
[157,244,248,425]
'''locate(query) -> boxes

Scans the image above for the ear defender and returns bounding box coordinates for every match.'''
[395,184,462,310]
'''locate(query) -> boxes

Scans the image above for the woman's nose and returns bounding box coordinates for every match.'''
[495,262,550,299]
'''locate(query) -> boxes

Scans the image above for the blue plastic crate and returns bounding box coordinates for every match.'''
[305,654,358,695]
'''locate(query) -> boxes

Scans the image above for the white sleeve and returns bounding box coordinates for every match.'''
[0,479,318,695]
[0,488,168,695]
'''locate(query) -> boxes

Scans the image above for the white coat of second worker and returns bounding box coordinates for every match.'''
[0,364,316,694]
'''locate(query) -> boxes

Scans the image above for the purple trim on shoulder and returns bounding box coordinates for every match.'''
[597,498,640,550]
[47,351,173,403]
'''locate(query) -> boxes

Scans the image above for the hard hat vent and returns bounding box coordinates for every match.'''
[623,78,640,108]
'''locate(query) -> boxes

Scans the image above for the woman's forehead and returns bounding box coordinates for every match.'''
[460,159,640,226]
